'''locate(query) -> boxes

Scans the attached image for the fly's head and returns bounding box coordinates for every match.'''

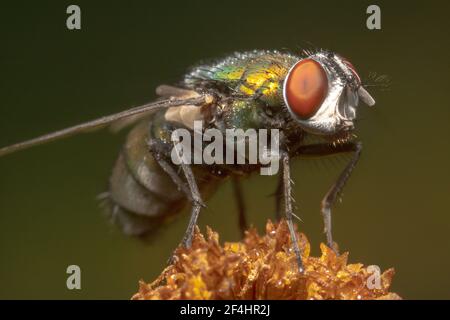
[282,50,375,137]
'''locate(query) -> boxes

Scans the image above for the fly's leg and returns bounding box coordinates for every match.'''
[293,141,362,252]
[179,162,205,248]
[321,142,362,252]
[281,151,304,273]
[231,177,247,237]
[154,153,192,200]
[154,153,204,262]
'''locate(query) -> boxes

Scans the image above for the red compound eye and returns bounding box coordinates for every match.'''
[284,59,328,119]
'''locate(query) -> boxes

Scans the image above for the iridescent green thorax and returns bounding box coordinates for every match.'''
[185,50,300,107]
[222,99,263,130]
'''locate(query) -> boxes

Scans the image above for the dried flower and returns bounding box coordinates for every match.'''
[132,220,401,300]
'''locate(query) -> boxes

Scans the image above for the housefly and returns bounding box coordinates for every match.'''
[0,49,376,272]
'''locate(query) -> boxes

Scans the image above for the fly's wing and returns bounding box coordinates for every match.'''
[108,85,200,133]
[0,91,213,157]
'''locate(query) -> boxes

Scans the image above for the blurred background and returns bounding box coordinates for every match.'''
[0,0,449,299]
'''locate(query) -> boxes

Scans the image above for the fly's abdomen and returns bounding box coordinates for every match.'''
[104,120,219,237]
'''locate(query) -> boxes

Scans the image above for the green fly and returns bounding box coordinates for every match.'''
[0,49,376,272]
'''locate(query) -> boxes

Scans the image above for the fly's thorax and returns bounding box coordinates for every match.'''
[185,50,299,107]
[236,62,288,106]
[217,99,269,131]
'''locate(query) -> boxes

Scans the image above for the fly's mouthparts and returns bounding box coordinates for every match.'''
[358,86,376,106]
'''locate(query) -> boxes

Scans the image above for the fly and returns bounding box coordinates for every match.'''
[0,49,376,273]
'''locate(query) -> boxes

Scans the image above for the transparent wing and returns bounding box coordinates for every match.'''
[108,85,199,133]
[0,93,211,157]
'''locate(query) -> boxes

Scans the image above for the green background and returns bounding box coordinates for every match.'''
[0,0,449,299]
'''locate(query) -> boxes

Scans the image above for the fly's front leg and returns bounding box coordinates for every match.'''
[293,141,362,252]
[281,151,304,273]
[321,142,362,252]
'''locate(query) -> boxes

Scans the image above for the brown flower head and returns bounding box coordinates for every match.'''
[132,220,401,300]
